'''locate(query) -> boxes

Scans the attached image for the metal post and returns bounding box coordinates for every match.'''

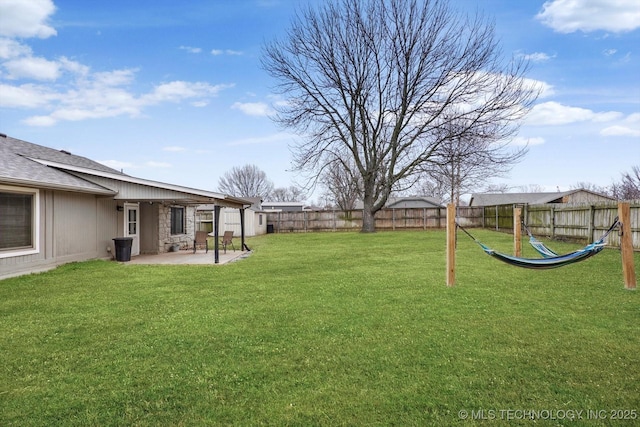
[446,203,456,287]
[214,205,220,264]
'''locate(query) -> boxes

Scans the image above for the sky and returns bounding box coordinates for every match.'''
[0,0,638,203]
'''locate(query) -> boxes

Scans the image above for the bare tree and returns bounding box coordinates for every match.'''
[218,164,274,198]
[611,166,640,199]
[424,128,527,204]
[271,185,307,202]
[517,184,547,193]
[263,0,538,231]
[484,183,512,193]
[320,155,362,211]
[570,182,609,195]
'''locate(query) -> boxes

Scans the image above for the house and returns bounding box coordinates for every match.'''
[0,134,251,279]
[385,196,444,209]
[469,189,615,207]
[196,197,268,237]
[354,196,444,210]
[261,201,306,212]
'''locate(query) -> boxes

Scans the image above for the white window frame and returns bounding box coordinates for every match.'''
[0,184,40,258]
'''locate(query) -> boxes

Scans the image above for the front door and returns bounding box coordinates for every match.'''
[124,203,140,256]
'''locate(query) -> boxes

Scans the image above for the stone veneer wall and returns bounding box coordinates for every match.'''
[158,204,196,253]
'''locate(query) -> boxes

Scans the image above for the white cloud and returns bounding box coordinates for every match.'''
[525,101,622,125]
[518,52,555,62]
[211,49,244,56]
[0,83,57,108]
[0,2,237,127]
[179,45,202,54]
[3,55,60,80]
[143,81,233,104]
[231,101,273,117]
[512,136,545,146]
[9,70,234,126]
[22,115,56,127]
[603,49,617,56]
[0,38,32,59]
[536,0,640,33]
[0,0,57,39]
[600,125,640,137]
[600,113,640,137]
[162,146,186,152]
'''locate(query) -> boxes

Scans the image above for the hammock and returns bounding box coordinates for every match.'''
[522,223,558,258]
[457,218,619,270]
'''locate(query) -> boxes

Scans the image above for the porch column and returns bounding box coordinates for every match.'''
[214,205,221,264]
[240,207,246,251]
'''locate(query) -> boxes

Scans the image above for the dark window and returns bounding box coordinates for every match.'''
[0,192,34,250]
[171,207,185,234]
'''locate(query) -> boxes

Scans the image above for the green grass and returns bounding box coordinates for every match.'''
[1,230,638,426]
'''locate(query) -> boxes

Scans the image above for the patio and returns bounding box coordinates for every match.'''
[124,249,251,265]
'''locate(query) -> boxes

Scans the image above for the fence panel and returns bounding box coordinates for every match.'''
[264,201,638,250]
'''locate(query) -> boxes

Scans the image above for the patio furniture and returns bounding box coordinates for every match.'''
[220,230,235,253]
[193,231,209,253]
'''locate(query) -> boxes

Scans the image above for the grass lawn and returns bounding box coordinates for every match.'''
[1,230,638,426]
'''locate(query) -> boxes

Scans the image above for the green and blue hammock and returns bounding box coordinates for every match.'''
[458,218,620,269]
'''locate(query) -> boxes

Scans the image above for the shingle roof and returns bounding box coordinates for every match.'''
[1,134,253,207]
[0,134,117,194]
[469,190,613,206]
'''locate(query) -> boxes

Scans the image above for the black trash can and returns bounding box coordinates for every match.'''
[267,224,274,234]
[112,237,133,262]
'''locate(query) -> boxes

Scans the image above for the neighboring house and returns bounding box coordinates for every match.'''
[0,134,251,279]
[354,196,444,210]
[196,197,268,237]
[469,189,615,207]
[385,196,444,209]
[261,201,306,212]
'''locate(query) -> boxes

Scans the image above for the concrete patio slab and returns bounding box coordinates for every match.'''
[123,249,250,265]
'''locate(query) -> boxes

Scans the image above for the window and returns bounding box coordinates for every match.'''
[171,206,185,234]
[0,186,39,257]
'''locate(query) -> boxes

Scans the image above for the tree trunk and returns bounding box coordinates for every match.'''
[362,204,376,233]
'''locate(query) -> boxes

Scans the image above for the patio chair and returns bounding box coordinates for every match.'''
[220,230,235,253]
[193,231,209,253]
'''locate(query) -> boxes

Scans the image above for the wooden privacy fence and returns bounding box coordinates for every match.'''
[487,200,640,250]
[266,200,640,250]
[266,206,484,233]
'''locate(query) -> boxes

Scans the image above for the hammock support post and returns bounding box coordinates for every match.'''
[446,203,456,287]
[618,202,637,290]
[514,206,522,257]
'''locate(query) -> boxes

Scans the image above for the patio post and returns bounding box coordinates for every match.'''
[240,207,246,251]
[214,205,221,264]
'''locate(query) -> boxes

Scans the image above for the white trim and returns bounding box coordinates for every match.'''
[124,202,140,256]
[0,184,40,259]
[28,158,228,199]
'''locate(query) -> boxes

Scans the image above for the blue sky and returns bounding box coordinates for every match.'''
[0,0,638,202]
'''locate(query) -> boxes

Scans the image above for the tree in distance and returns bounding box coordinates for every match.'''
[218,164,274,199]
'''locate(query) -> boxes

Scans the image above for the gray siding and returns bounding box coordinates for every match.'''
[1,188,114,280]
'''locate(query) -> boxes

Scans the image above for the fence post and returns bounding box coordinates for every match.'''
[618,202,637,290]
[588,205,595,243]
[446,203,456,287]
[514,206,522,257]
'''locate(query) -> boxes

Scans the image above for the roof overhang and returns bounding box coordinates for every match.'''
[28,158,252,208]
[0,175,117,196]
